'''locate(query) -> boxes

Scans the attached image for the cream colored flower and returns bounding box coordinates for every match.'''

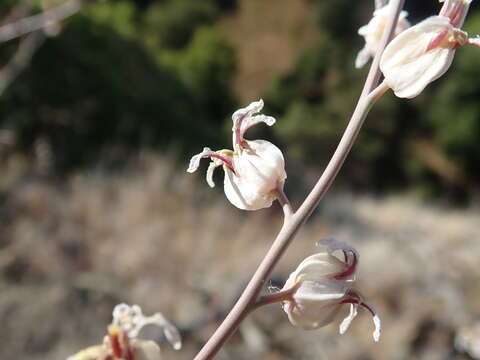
[356,5,410,69]
[67,304,181,360]
[188,100,287,211]
[380,0,474,98]
[281,239,381,342]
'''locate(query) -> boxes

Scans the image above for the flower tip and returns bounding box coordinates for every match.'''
[339,304,358,335]
[187,147,213,173]
[373,314,381,342]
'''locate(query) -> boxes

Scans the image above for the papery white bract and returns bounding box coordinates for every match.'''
[356,5,410,69]
[67,304,181,360]
[281,239,381,342]
[188,100,287,211]
[380,0,474,98]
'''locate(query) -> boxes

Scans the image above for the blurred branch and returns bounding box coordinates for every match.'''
[0,0,90,96]
[0,0,82,43]
[0,31,46,96]
[0,3,32,27]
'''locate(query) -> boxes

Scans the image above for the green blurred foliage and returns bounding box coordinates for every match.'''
[0,0,479,200]
[0,0,236,169]
[143,0,219,49]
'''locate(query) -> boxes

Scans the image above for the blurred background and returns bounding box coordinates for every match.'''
[1,0,480,359]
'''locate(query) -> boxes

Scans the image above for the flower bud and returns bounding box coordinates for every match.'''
[188,100,287,210]
[281,239,381,342]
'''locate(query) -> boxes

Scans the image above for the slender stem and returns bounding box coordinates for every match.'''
[193,1,403,359]
[276,183,293,220]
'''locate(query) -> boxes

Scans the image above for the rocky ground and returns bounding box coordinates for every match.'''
[1,155,480,360]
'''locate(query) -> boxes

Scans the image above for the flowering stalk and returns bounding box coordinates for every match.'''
[193,1,404,359]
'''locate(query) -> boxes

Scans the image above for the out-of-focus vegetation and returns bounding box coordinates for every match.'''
[1,0,480,201]
[0,0,237,170]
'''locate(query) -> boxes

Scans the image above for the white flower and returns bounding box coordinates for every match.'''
[187,100,287,211]
[281,238,381,342]
[380,0,474,98]
[356,5,410,69]
[67,304,181,360]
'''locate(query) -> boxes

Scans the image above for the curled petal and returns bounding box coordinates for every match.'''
[206,161,221,188]
[232,99,264,126]
[341,294,381,342]
[187,147,214,173]
[373,314,382,342]
[339,303,358,335]
[240,114,276,138]
[112,304,181,350]
[316,237,358,281]
[232,99,265,148]
[162,321,182,351]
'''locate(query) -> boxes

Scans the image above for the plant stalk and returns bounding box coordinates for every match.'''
[193,1,403,359]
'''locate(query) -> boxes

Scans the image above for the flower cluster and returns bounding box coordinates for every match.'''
[379,0,477,98]
[281,239,381,342]
[68,304,181,360]
[188,99,287,211]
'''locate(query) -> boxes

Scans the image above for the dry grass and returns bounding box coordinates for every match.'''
[1,154,479,359]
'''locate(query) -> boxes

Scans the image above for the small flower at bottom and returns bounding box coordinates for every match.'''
[280,238,381,342]
[67,304,181,360]
[187,99,287,211]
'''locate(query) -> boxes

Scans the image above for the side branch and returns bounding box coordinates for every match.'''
[0,0,82,43]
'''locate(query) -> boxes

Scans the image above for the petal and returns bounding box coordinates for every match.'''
[316,237,357,256]
[373,314,382,342]
[131,340,162,360]
[341,294,382,342]
[293,280,350,302]
[283,287,345,330]
[380,16,456,98]
[240,114,276,138]
[223,140,286,210]
[223,167,251,210]
[231,99,265,125]
[187,147,214,173]
[339,303,358,335]
[206,161,220,188]
[355,47,371,69]
[231,99,265,148]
